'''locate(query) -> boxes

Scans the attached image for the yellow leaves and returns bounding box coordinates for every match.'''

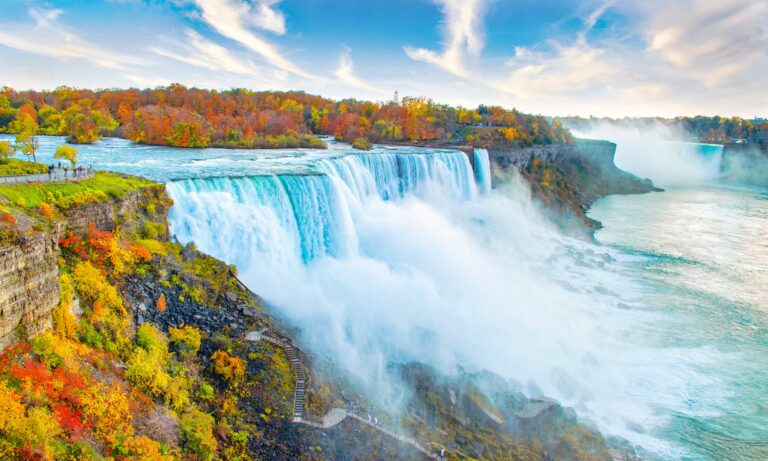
[121,435,176,461]
[72,261,125,315]
[179,407,217,461]
[501,127,519,142]
[53,273,79,340]
[211,350,245,382]
[38,202,54,218]
[0,381,25,434]
[23,407,62,450]
[542,169,553,187]
[107,236,134,276]
[169,325,202,358]
[127,324,190,409]
[83,382,134,448]
[54,144,78,168]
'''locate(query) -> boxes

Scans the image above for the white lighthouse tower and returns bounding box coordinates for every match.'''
[393,90,399,105]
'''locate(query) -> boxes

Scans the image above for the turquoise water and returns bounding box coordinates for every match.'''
[4,135,767,459]
[590,185,768,460]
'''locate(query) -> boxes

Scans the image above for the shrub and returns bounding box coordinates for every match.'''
[136,238,168,256]
[142,220,160,239]
[38,202,54,218]
[52,273,78,339]
[0,381,25,434]
[0,212,16,226]
[211,350,245,382]
[156,293,167,312]
[180,407,217,461]
[119,435,174,461]
[351,137,372,150]
[136,323,168,356]
[129,242,153,262]
[82,382,133,449]
[169,325,202,359]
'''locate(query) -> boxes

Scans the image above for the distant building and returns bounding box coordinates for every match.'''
[393,90,399,105]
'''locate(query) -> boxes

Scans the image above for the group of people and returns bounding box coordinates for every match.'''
[45,162,93,179]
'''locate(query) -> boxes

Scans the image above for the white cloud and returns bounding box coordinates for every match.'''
[149,29,261,77]
[404,0,487,77]
[497,40,621,99]
[191,0,310,78]
[0,7,144,71]
[334,47,379,93]
[251,0,286,35]
[639,0,768,87]
[495,2,623,99]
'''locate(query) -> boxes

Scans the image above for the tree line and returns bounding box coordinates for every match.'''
[0,85,573,150]
[561,115,768,150]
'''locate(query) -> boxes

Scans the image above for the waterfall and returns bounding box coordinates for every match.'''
[168,149,476,265]
[165,144,706,457]
[473,148,492,194]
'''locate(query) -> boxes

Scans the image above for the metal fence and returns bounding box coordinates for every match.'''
[0,170,94,184]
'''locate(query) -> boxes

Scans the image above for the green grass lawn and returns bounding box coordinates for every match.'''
[0,171,157,209]
[0,158,48,176]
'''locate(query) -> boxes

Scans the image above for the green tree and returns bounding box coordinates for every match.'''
[9,113,39,162]
[0,140,14,159]
[55,144,78,168]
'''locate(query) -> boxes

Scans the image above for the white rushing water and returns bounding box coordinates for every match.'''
[571,125,725,186]
[164,141,699,458]
[9,135,766,460]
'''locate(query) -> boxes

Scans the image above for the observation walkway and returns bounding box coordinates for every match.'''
[0,169,94,184]
[230,270,440,459]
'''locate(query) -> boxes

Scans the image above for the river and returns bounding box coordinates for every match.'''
[3,134,766,460]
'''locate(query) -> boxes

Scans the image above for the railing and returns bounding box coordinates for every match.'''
[238,272,439,459]
[0,170,94,184]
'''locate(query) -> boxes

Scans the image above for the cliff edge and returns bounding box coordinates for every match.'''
[489,139,660,237]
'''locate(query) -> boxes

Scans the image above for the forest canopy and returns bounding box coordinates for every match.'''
[0,85,573,150]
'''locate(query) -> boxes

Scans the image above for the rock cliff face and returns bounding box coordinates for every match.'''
[0,231,59,350]
[0,186,167,350]
[489,139,660,236]
[60,185,168,234]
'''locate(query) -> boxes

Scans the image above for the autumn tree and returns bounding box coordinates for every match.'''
[55,144,78,168]
[0,140,13,159]
[9,112,39,162]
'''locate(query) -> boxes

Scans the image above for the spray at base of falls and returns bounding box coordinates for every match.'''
[571,125,724,186]
[168,147,716,459]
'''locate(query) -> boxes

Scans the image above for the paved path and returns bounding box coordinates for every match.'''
[248,328,438,459]
[232,270,439,459]
[0,170,94,184]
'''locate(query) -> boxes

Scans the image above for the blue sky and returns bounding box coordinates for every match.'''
[0,0,765,117]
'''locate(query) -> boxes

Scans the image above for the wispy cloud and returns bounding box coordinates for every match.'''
[334,47,379,93]
[149,29,261,77]
[639,0,768,87]
[0,7,144,71]
[404,0,487,77]
[191,0,310,78]
[251,0,286,35]
[495,3,621,99]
